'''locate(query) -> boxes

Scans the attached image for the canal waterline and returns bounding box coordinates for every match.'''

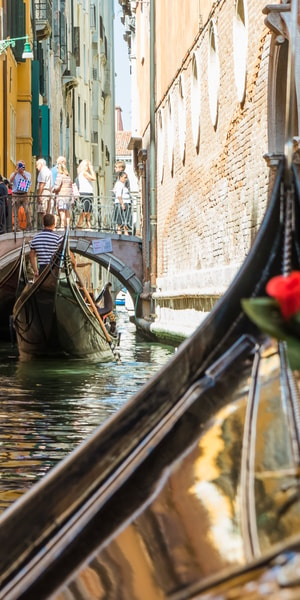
[0,308,174,513]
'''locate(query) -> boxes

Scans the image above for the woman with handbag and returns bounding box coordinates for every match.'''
[52,163,73,229]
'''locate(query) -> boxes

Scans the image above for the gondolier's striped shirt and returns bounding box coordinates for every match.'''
[30,230,63,269]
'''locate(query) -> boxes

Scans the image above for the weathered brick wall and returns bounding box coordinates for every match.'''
[154,0,276,299]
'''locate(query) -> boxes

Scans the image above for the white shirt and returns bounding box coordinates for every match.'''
[10,170,32,193]
[37,166,53,193]
[113,180,131,204]
[78,172,94,194]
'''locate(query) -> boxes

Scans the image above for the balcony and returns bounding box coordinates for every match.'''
[62,53,78,91]
[35,0,52,40]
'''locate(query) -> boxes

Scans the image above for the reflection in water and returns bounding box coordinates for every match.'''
[0,308,174,511]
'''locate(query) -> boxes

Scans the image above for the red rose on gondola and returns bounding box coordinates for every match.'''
[266,272,300,320]
[242,270,300,369]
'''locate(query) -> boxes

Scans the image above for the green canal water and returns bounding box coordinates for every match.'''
[0,308,174,512]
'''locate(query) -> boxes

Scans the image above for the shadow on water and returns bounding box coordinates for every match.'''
[0,308,174,512]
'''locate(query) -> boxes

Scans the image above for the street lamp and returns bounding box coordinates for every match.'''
[0,35,33,59]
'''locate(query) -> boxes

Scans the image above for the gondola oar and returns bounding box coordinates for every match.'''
[95,258,111,303]
[72,264,112,344]
[16,239,28,295]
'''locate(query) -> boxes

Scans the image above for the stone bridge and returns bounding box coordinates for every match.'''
[0,230,144,317]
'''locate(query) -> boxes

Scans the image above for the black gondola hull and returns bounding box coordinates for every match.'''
[1,162,300,598]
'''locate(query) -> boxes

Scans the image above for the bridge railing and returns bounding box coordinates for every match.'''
[0,192,142,236]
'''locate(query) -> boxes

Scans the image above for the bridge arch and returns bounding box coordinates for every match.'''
[0,232,144,318]
[69,236,143,317]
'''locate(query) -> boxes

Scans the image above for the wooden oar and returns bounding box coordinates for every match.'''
[73,265,112,344]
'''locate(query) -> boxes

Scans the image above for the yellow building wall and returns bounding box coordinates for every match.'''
[0,0,4,175]
[0,0,32,179]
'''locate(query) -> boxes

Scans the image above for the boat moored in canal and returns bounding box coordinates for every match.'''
[12,229,118,362]
[0,241,27,341]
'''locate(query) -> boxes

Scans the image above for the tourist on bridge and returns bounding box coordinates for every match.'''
[51,156,66,187]
[76,159,96,229]
[113,171,132,235]
[0,176,8,234]
[52,162,73,229]
[36,158,53,229]
[9,160,32,230]
[114,160,130,191]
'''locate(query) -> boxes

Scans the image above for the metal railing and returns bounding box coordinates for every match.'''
[0,193,142,237]
[35,0,52,23]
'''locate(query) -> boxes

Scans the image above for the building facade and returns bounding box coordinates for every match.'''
[0,0,33,179]
[37,0,115,195]
[0,0,115,196]
[119,0,297,344]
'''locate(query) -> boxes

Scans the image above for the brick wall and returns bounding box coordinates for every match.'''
[154,0,275,301]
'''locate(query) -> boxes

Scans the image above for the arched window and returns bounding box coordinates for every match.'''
[233,0,248,103]
[191,51,201,150]
[178,74,186,163]
[208,20,220,127]
[157,109,165,183]
[167,95,174,175]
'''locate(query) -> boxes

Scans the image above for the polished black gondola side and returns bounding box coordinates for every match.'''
[0,242,27,341]
[0,161,300,598]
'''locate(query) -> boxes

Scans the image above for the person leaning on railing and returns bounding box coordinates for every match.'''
[36,158,53,229]
[52,163,73,229]
[0,176,8,233]
[113,171,132,235]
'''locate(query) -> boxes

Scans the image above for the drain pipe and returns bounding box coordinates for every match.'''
[149,0,157,311]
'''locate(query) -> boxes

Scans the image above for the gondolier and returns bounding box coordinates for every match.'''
[29,214,63,278]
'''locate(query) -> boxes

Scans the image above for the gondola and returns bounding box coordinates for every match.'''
[12,230,117,362]
[0,241,27,341]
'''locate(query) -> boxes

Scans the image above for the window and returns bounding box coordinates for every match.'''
[74,26,80,67]
[208,20,220,127]
[83,44,87,82]
[167,95,174,175]
[7,0,26,61]
[191,52,201,150]
[78,97,81,135]
[90,3,96,29]
[233,0,248,103]
[157,109,164,183]
[100,16,104,41]
[84,102,87,139]
[10,106,16,164]
[0,7,3,39]
[140,1,146,65]
[178,75,186,163]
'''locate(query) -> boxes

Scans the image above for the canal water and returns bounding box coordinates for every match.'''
[0,308,174,513]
